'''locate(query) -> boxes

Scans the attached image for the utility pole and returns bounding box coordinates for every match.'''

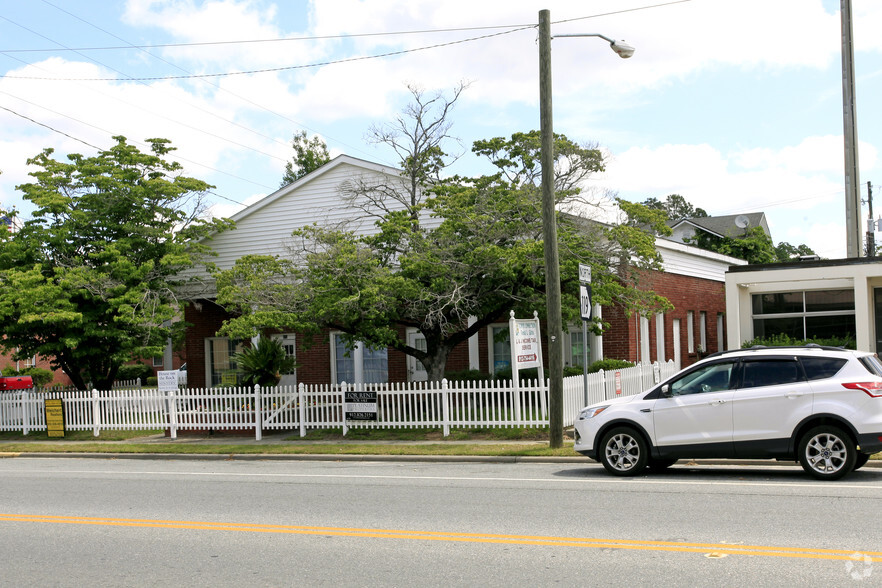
[867,181,875,257]
[538,9,564,449]
[841,0,862,257]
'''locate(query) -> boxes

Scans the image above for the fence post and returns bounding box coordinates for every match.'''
[21,389,29,436]
[341,382,348,437]
[441,379,450,437]
[298,383,306,438]
[91,389,100,437]
[167,389,177,440]
[599,369,607,400]
[254,384,262,441]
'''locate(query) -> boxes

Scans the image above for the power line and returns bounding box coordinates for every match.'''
[2,26,534,82]
[0,104,100,150]
[1,1,693,53]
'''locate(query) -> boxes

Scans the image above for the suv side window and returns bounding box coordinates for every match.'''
[740,359,803,388]
[669,362,734,396]
[800,356,847,380]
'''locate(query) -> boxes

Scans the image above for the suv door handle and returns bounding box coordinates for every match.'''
[785,392,804,399]
[709,399,726,405]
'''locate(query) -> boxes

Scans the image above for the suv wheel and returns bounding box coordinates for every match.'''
[599,427,648,476]
[854,452,871,470]
[798,426,856,480]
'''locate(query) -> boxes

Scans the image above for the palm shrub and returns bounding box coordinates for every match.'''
[233,337,297,387]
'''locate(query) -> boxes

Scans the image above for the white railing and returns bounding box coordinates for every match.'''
[0,361,677,438]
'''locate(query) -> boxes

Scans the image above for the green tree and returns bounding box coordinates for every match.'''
[280,130,331,187]
[641,194,707,221]
[687,226,777,264]
[216,124,669,380]
[0,137,233,390]
[774,241,816,262]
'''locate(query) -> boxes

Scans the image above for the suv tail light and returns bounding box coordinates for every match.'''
[842,382,882,397]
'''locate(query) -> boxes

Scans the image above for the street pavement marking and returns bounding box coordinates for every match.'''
[2,513,880,562]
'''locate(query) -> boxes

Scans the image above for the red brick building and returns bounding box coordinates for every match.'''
[181,155,744,388]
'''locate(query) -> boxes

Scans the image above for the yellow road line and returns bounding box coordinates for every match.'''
[2,514,879,562]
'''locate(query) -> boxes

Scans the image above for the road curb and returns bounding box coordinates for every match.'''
[3,451,880,468]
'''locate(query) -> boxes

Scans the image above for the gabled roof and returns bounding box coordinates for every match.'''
[669,212,770,240]
[229,154,403,223]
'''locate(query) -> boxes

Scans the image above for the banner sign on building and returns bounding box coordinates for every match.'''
[345,390,378,421]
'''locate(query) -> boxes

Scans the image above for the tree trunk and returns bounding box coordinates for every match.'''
[421,344,451,383]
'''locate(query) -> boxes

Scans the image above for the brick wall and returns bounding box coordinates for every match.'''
[602,270,726,368]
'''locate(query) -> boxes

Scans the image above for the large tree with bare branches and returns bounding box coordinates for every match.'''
[216,88,669,382]
[0,137,232,389]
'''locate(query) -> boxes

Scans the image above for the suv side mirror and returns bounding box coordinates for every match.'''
[661,384,671,397]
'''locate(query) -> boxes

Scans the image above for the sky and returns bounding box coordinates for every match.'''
[1,0,881,259]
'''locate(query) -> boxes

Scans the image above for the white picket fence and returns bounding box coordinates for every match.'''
[0,361,677,439]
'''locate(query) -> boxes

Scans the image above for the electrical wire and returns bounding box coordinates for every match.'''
[2,26,535,82]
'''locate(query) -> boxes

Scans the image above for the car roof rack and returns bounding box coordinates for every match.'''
[702,343,849,360]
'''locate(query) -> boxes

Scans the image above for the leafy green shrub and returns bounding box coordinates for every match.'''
[146,377,158,387]
[585,359,636,374]
[117,363,153,382]
[742,333,855,349]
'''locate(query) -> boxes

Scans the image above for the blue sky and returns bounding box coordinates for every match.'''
[1,0,880,258]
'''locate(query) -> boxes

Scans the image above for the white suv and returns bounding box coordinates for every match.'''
[574,345,882,480]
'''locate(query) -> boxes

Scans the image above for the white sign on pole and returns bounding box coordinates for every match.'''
[512,318,541,369]
[157,370,180,392]
[578,263,592,284]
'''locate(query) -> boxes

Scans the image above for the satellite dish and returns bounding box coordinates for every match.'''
[735,215,751,229]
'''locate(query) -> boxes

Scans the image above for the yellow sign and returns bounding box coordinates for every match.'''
[45,398,64,438]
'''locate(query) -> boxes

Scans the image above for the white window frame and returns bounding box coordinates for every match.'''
[204,337,243,388]
[487,323,511,376]
[716,313,725,352]
[330,333,388,385]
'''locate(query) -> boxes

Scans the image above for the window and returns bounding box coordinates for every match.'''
[655,314,666,363]
[716,313,724,352]
[488,325,511,375]
[740,359,803,388]
[751,290,856,342]
[567,328,587,368]
[152,355,163,367]
[669,362,734,396]
[687,311,695,353]
[639,316,650,364]
[800,357,847,380]
[699,312,707,352]
[331,334,388,384]
[205,337,244,387]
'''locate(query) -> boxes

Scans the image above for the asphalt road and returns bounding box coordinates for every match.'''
[1,457,880,586]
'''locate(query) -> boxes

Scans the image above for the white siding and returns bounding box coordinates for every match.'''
[189,156,439,293]
[656,238,746,282]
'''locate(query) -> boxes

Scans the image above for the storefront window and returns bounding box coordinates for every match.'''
[751,289,855,343]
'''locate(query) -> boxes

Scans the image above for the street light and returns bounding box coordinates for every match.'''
[538,9,634,448]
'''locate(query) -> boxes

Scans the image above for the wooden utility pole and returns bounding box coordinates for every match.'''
[538,9,564,448]
[841,0,862,257]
